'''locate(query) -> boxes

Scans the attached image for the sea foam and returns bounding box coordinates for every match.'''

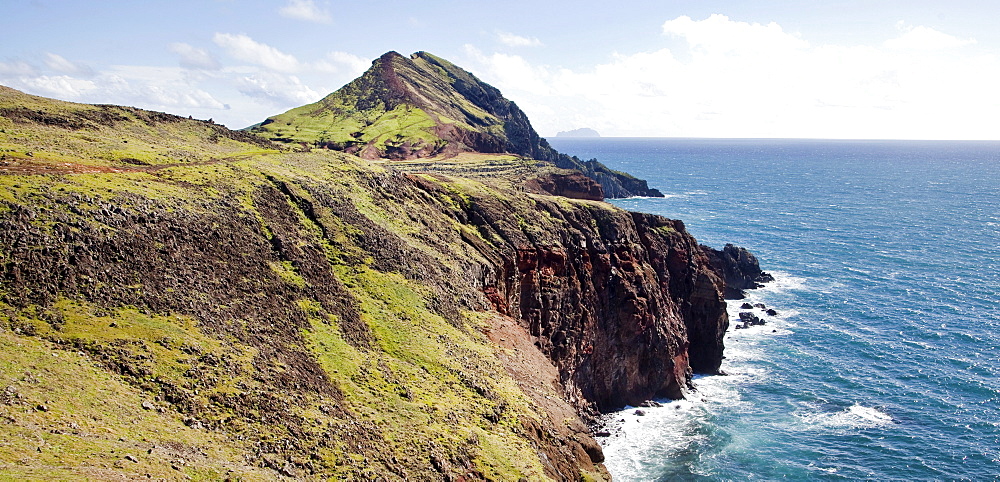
[797,403,894,430]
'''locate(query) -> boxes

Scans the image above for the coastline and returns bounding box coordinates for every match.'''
[552,132,1000,481]
[595,273,785,480]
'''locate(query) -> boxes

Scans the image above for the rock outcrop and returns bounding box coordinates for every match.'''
[702,243,775,299]
[524,172,604,201]
[556,128,600,138]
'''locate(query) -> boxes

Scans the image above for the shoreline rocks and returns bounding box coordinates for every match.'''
[701,244,775,299]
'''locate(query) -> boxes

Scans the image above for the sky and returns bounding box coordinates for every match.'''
[3,0,999,139]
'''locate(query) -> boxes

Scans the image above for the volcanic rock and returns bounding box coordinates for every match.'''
[702,244,775,299]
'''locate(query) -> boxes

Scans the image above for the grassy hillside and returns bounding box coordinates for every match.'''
[255,52,504,158]
[0,86,277,171]
[0,86,615,480]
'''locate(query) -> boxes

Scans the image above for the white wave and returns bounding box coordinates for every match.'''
[600,370,753,479]
[902,339,933,350]
[807,464,839,474]
[718,341,768,365]
[601,266,811,479]
[757,271,811,293]
[598,399,713,480]
[797,403,894,430]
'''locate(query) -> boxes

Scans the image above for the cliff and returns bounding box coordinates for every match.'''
[251,51,663,199]
[0,78,743,480]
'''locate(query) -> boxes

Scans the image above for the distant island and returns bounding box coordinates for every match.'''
[556,127,600,137]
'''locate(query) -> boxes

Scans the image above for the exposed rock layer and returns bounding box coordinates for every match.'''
[524,172,604,201]
[409,176,728,412]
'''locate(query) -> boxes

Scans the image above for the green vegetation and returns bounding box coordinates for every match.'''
[0,301,269,480]
[251,51,507,158]
[0,83,616,479]
[245,51,662,199]
[307,267,548,480]
[0,85,279,172]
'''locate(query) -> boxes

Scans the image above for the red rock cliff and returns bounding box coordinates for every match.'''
[411,175,729,414]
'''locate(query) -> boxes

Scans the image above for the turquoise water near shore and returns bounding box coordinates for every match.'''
[548,138,1000,481]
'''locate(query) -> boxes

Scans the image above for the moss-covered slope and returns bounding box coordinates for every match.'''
[0,86,729,480]
[251,51,664,198]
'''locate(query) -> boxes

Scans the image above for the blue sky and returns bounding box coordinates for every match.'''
[3,0,998,139]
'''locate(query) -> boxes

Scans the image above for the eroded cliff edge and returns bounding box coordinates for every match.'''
[0,166,728,479]
[0,84,747,480]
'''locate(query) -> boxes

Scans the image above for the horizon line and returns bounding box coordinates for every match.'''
[543,136,1000,142]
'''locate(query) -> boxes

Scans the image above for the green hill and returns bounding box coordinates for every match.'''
[251,51,664,198]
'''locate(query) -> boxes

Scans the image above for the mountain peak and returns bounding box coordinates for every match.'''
[380,50,405,60]
[254,50,500,159]
[252,51,663,198]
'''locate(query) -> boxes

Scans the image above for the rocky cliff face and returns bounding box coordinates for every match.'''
[523,171,604,201]
[408,177,728,413]
[0,162,727,479]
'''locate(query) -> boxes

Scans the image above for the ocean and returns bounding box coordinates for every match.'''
[546,138,1000,481]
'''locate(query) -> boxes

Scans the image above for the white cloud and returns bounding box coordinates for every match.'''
[0,60,36,76]
[278,0,332,24]
[43,53,94,76]
[663,14,809,55]
[100,66,228,110]
[169,42,221,70]
[497,31,543,48]
[132,84,228,110]
[235,72,320,106]
[326,51,369,73]
[884,22,976,50]
[462,45,553,95]
[2,35,371,128]
[464,15,1000,140]
[17,75,97,99]
[312,51,370,75]
[1,64,226,113]
[213,33,300,72]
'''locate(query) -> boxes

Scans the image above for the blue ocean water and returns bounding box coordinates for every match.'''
[547,138,1000,481]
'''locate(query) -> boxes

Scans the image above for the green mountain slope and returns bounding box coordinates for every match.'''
[251,51,664,198]
[0,87,609,480]
[0,84,733,480]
